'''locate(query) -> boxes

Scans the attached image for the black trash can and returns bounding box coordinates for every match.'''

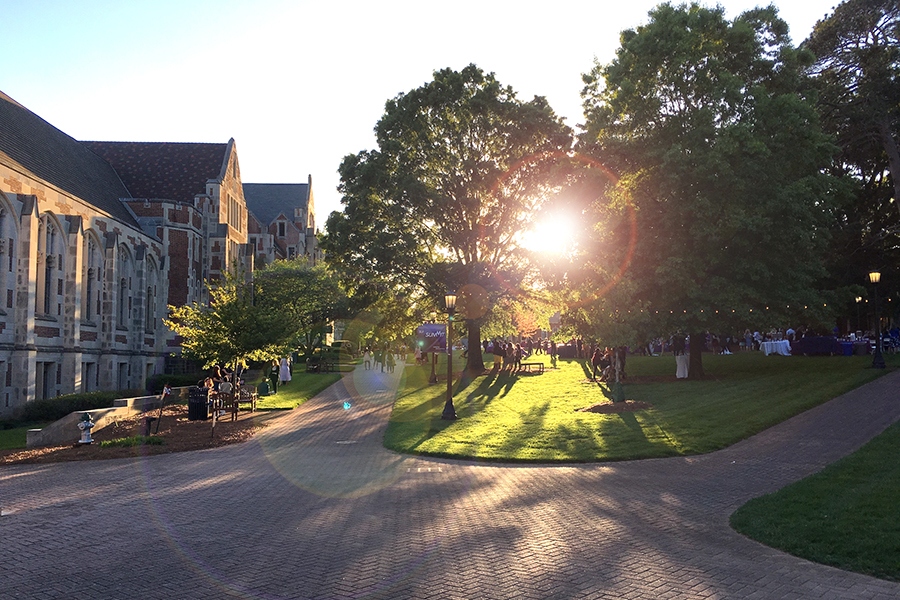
[188,387,210,421]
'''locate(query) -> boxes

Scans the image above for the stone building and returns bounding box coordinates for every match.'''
[243,179,320,268]
[0,90,316,414]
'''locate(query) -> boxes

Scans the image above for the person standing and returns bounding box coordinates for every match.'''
[279,357,291,386]
[364,348,372,370]
[590,347,604,381]
[673,333,688,379]
[269,360,279,394]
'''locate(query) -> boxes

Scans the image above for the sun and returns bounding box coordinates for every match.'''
[519,210,581,255]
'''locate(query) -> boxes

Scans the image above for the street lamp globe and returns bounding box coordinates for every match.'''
[445,292,457,313]
[868,271,885,369]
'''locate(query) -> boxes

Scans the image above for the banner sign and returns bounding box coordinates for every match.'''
[416,323,446,353]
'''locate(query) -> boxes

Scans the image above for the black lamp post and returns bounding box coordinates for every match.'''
[869,271,886,369]
[428,311,438,384]
[442,292,458,420]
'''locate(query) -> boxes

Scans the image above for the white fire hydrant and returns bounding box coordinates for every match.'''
[77,412,94,444]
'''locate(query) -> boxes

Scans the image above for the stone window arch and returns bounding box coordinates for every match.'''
[116,245,134,330]
[37,215,64,317]
[82,232,104,322]
[0,195,18,312]
[144,256,160,333]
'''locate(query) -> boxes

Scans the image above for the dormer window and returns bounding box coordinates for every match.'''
[278,222,286,238]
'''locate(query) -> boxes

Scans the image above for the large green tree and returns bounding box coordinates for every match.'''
[804,0,900,310]
[322,64,573,372]
[252,261,348,352]
[805,0,900,214]
[579,3,839,377]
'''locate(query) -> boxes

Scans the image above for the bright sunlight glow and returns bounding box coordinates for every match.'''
[520,210,581,255]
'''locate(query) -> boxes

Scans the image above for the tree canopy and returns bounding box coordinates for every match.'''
[165,261,346,371]
[804,0,900,310]
[321,64,573,371]
[578,2,840,376]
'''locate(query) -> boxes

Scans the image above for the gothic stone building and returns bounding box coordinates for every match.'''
[0,91,318,415]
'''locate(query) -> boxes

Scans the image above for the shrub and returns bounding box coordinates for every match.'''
[9,391,135,424]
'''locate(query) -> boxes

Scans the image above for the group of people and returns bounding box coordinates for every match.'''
[485,340,529,372]
[199,364,239,392]
[364,347,398,373]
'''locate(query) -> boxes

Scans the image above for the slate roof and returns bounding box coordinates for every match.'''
[0,91,138,226]
[243,183,309,226]
[82,141,229,204]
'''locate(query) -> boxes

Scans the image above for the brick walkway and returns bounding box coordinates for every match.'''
[2,364,899,599]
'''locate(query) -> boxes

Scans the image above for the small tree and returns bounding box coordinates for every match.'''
[165,271,284,374]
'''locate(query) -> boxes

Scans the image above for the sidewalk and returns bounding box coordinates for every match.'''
[1,362,898,599]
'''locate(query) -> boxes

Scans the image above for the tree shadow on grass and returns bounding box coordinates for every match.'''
[461,371,520,409]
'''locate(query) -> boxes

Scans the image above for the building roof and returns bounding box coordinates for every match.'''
[0,91,139,226]
[242,183,309,226]
[82,141,229,204]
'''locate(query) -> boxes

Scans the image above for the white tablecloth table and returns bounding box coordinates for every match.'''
[675,354,689,378]
[760,340,791,356]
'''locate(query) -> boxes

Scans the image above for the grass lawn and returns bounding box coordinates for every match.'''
[384,351,896,462]
[731,421,900,582]
[0,423,51,450]
[254,371,344,410]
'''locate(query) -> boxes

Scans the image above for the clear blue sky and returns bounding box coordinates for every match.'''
[1,0,839,224]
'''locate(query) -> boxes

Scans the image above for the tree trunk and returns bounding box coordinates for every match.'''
[465,319,485,374]
[688,332,706,379]
[877,117,900,220]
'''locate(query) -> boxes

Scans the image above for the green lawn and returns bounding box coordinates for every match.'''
[384,351,895,462]
[0,424,49,450]
[731,421,900,581]
[254,371,344,410]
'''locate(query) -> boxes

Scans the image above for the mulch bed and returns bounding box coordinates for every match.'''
[577,401,654,414]
[0,404,266,466]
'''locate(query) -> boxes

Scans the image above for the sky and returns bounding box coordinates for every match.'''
[1,0,840,225]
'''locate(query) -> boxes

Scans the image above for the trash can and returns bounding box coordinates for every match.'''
[257,380,270,396]
[188,387,210,420]
[841,342,854,357]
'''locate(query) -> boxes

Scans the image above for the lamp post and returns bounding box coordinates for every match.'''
[442,292,458,420]
[428,311,438,384]
[869,271,886,369]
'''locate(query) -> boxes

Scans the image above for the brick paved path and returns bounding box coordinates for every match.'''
[2,364,899,599]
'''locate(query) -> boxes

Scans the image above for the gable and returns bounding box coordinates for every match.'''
[243,183,309,227]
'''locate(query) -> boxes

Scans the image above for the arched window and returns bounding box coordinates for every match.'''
[82,233,103,322]
[116,246,133,330]
[144,257,159,333]
[37,216,63,317]
[0,201,18,312]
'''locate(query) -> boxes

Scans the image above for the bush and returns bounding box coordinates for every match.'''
[8,391,136,425]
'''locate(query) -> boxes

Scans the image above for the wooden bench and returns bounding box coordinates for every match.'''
[519,362,544,374]
[236,387,258,413]
[211,388,258,422]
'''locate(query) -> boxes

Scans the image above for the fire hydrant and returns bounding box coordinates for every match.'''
[77,412,94,444]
